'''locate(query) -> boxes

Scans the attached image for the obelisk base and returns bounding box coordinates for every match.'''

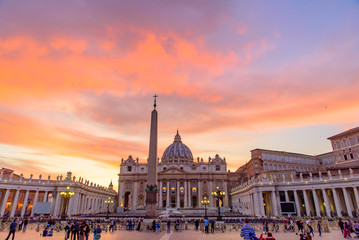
[145,191,157,218]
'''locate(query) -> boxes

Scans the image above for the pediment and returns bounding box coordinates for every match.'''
[159,166,187,175]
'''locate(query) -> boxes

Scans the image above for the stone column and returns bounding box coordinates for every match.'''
[197,180,201,207]
[209,180,214,208]
[43,191,48,202]
[271,191,278,216]
[294,190,301,216]
[332,188,342,217]
[223,181,229,207]
[188,181,192,208]
[184,180,187,208]
[31,190,39,217]
[322,189,331,217]
[10,189,20,217]
[159,180,163,208]
[303,190,311,216]
[253,190,260,217]
[312,189,321,216]
[67,195,74,216]
[21,190,30,217]
[176,180,180,208]
[53,191,61,217]
[69,192,79,216]
[353,187,359,209]
[0,189,10,217]
[119,181,124,207]
[275,190,281,216]
[166,181,170,208]
[133,181,138,210]
[258,190,265,216]
[342,187,353,217]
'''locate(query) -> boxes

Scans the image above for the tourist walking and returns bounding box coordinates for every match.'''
[204,218,209,234]
[241,219,256,240]
[93,224,102,240]
[5,218,17,240]
[210,219,215,233]
[22,218,28,232]
[17,219,23,231]
[72,220,80,240]
[344,221,352,238]
[195,219,199,231]
[354,221,359,232]
[317,221,321,237]
[304,232,312,240]
[65,222,71,240]
[109,220,115,232]
[156,220,160,233]
[167,219,171,234]
[338,219,344,234]
[83,221,90,240]
[306,220,314,237]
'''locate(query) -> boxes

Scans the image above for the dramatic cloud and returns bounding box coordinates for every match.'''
[0,0,358,188]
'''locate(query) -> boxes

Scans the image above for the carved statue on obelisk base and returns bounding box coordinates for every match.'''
[145,95,159,218]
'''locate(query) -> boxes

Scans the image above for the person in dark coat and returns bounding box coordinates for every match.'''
[5,218,17,240]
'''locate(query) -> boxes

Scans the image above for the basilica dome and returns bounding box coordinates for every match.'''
[161,130,193,163]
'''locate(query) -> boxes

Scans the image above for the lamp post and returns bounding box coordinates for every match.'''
[105,197,114,219]
[201,196,210,219]
[60,186,75,219]
[211,186,225,221]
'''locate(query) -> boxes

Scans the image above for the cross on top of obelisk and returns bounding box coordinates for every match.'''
[153,94,158,109]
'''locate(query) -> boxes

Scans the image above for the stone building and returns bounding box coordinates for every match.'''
[0,168,116,218]
[230,127,359,217]
[328,126,359,168]
[118,131,230,212]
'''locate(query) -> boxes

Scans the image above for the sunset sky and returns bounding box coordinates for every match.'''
[0,0,359,189]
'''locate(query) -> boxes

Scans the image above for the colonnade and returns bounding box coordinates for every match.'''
[0,169,117,218]
[120,178,229,210]
[231,171,359,218]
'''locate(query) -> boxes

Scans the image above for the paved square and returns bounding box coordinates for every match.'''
[0,229,346,240]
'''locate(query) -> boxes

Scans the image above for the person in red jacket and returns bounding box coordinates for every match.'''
[265,232,276,240]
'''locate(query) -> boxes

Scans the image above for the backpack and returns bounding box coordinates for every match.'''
[249,232,259,240]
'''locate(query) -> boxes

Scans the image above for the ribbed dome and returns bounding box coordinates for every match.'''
[161,130,193,163]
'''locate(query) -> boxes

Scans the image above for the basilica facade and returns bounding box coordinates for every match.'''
[118,131,229,212]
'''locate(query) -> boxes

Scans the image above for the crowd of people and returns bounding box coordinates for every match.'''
[0,215,356,239]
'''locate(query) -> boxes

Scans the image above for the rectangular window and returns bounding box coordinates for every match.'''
[278,173,281,178]
[192,187,197,194]
[216,165,220,171]
[127,166,132,172]
[162,187,167,193]
[344,155,348,160]
[350,153,354,159]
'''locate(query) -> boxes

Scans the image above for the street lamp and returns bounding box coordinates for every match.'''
[211,186,225,221]
[201,196,210,219]
[105,197,114,219]
[60,186,75,219]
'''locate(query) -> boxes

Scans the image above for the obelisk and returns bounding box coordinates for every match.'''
[145,94,158,218]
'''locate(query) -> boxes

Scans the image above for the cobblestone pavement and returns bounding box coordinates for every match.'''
[0,229,346,240]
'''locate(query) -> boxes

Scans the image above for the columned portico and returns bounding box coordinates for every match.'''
[231,170,359,218]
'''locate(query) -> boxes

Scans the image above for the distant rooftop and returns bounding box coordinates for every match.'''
[328,126,359,140]
[251,148,317,158]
